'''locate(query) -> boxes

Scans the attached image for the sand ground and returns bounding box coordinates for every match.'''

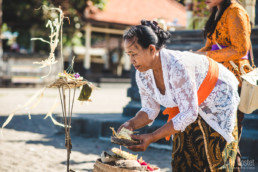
[0,83,172,172]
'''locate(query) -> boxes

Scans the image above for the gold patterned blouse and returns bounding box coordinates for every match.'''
[199,2,251,80]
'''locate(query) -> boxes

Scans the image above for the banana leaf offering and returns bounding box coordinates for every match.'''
[78,83,92,101]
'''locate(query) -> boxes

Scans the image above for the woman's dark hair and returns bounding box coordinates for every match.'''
[204,0,232,38]
[123,20,171,50]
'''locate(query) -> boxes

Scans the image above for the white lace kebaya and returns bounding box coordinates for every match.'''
[136,48,240,142]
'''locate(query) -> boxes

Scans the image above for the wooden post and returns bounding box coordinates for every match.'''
[185,0,194,29]
[0,0,3,69]
[104,33,110,70]
[243,0,256,26]
[84,23,92,70]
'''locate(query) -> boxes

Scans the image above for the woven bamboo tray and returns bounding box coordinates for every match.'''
[47,78,88,89]
[93,159,160,172]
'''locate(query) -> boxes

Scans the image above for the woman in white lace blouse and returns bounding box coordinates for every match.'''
[118,20,239,171]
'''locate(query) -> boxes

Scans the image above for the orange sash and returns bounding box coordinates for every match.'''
[163,58,219,141]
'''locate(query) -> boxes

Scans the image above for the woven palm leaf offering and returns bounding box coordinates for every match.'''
[110,127,140,146]
[1,5,96,172]
[46,60,96,172]
[93,147,160,172]
[94,128,160,171]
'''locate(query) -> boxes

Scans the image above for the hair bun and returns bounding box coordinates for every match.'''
[141,19,171,49]
[123,20,171,50]
[141,19,171,40]
[141,20,160,33]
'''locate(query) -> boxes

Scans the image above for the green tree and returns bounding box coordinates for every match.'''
[2,0,107,50]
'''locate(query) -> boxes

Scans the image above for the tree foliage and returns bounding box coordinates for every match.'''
[2,0,107,50]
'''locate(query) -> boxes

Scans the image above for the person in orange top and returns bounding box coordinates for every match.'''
[197,0,251,171]
[198,0,251,81]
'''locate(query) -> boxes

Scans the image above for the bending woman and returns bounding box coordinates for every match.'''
[118,20,240,172]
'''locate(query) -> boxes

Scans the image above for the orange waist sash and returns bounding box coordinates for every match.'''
[163,57,219,141]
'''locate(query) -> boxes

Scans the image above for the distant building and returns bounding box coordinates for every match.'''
[76,0,186,77]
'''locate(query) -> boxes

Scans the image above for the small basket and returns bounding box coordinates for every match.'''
[47,78,88,89]
[93,159,160,172]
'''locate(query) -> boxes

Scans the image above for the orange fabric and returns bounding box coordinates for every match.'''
[163,58,219,141]
[198,2,251,83]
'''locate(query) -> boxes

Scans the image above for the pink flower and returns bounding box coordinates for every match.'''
[74,73,80,78]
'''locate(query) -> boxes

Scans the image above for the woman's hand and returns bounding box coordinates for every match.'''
[118,111,153,133]
[118,121,134,133]
[126,133,154,152]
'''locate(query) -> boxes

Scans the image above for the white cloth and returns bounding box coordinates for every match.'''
[136,48,240,142]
